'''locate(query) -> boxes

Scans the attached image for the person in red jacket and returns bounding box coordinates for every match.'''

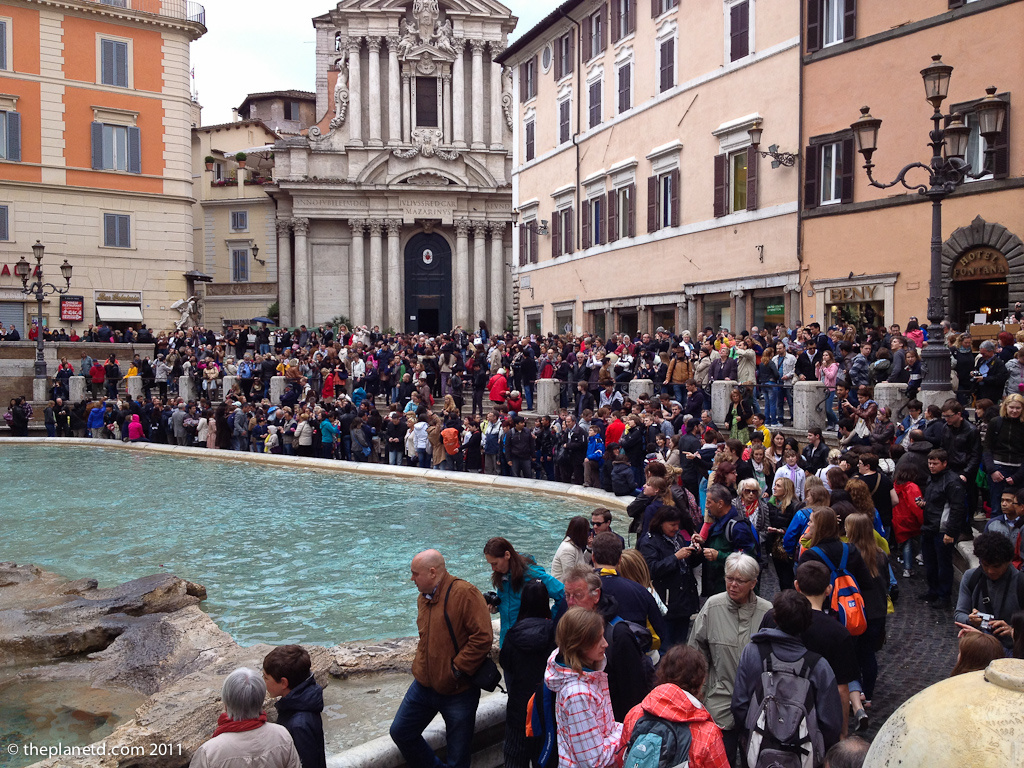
[621,644,729,768]
[488,368,508,405]
[89,361,106,400]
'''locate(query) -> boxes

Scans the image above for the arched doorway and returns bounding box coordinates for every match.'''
[941,216,1023,327]
[404,231,452,335]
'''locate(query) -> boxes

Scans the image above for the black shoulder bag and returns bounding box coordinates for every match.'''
[443,581,504,693]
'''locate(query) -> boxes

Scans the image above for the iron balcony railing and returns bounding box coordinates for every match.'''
[87,0,206,26]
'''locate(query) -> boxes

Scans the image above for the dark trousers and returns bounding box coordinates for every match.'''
[921,531,954,600]
[856,617,886,701]
[664,616,691,649]
[721,728,742,768]
[510,457,532,478]
[772,554,795,592]
[390,680,480,768]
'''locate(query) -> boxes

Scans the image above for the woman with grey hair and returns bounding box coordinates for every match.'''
[189,668,299,768]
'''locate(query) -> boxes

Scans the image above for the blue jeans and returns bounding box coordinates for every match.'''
[417,447,430,468]
[778,385,793,423]
[901,538,917,569]
[672,384,686,404]
[921,531,954,600]
[523,383,534,411]
[390,679,480,768]
[763,386,778,424]
[45,423,56,437]
[389,449,403,465]
[824,389,837,427]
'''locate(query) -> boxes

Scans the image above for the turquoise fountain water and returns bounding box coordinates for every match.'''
[0,445,593,645]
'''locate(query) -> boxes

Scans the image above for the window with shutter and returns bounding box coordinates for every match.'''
[582,201,591,249]
[647,175,659,233]
[525,120,535,161]
[840,136,854,203]
[730,150,748,212]
[806,0,823,53]
[617,62,631,113]
[552,212,562,258]
[627,0,636,35]
[518,230,527,266]
[103,213,131,248]
[127,125,141,174]
[100,39,129,87]
[0,205,8,241]
[562,209,574,255]
[232,249,249,282]
[530,225,539,263]
[599,4,607,52]
[230,211,249,232]
[583,18,592,61]
[589,79,602,128]
[729,1,750,62]
[607,189,618,243]
[804,144,819,210]
[659,37,674,92]
[559,98,571,144]
[713,153,729,218]
[746,146,758,211]
[0,21,8,70]
[669,169,680,227]
[1,110,19,162]
[626,182,636,237]
[564,34,574,77]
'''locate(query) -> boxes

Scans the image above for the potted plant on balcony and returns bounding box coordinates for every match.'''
[204,156,215,171]
[235,152,247,169]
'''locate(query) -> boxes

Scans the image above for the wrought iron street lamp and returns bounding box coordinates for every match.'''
[747,120,797,168]
[16,241,74,380]
[511,208,549,236]
[850,55,1007,393]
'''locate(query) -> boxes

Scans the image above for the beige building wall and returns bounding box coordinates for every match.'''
[501,0,802,338]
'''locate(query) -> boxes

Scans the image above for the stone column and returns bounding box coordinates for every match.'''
[454,218,471,329]
[536,378,560,416]
[276,219,293,328]
[368,220,384,329]
[472,221,488,329]
[348,38,362,145]
[469,40,486,149]
[292,217,310,326]
[489,43,505,149]
[401,72,412,143]
[442,73,452,143]
[270,376,286,405]
[452,39,466,148]
[711,379,732,425]
[488,222,505,333]
[794,380,828,432]
[731,289,744,335]
[127,375,142,400]
[873,383,907,420]
[179,376,197,403]
[629,379,654,401]
[387,37,401,145]
[349,219,366,326]
[69,376,87,403]
[366,36,382,146]
[386,219,402,331]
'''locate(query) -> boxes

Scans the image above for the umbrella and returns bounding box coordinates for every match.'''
[251,317,275,325]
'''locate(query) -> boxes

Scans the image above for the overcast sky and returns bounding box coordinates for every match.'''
[191,1,547,125]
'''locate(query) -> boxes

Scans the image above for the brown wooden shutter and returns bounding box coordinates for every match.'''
[530,225,539,263]
[599,4,608,51]
[991,103,1010,179]
[519,229,527,266]
[804,144,819,209]
[566,35,574,76]
[713,153,728,218]
[611,0,620,41]
[599,196,607,244]
[554,40,563,81]
[551,212,562,258]
[581,200,591,249]
[583,18,592,61]
[840,136,855,203]
[628,0,636,34]
[607,189,618,243]
[669,168,680,227]
[627,182,636,237]
[746,146,759,211]
[530,56,537,97]
[806,0,822,54]
[843,0,857,42]
[730,1,749,62]
[651,0,659,17]
[519,63,528,103]
[647,175,659,233]
[564,209,574,255]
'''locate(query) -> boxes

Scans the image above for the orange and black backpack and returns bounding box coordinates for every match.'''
[810,544,867,636]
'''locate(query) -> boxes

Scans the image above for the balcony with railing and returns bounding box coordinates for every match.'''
[85,0,206,27]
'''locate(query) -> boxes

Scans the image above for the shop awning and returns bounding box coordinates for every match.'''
[96,304,144,323]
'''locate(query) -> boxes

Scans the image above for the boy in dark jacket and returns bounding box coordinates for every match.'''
[263,644,326,768]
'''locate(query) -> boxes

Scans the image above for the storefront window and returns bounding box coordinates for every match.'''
[652,308,675,334]
[554,309,574,336]
[525,311,542,337]
[753,295,785,332]
[618,312,639,338]
[828,300,884,329]
[592,311,606,339]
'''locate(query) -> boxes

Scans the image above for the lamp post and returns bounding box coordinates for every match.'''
[850,55,1007,394]
[14,241,73,382]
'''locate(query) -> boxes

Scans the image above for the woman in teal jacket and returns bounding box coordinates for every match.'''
[484,536,565,646]
[319,415,340,459]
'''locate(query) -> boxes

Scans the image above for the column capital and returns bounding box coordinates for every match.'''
[386,35,401,51]
[384,218,402,236]
[348,218,366,233]
[455,218,472,237]
[469,39,487,56]
[471,220,488,236]
[488,221,507,238]
[291,217,309,235]
[276,219,292,235]
[442,72,452,84]
[366,35,383,52]
[401,71,411,83]
[346,36,363,53]
[452,37,466,55]
[367,219,384,236]
[488,40,506,56]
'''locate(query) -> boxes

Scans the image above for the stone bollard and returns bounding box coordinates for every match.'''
[536,378,560,416]
[32,377,49,404]
[628,379,655,402]
[269,376,286,405]
[69,376,87,403]
[179,376,197,403]
[221,375,237,400]
[126,375,142,400]
[918,388,956,413]
[874,382,907,419]
[793,380,828,432]
[711,380,733,425]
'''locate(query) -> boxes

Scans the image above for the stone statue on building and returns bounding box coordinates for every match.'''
[412,0,439,44]
[398,20,417,58]
[172,296,200,331]
[433,18,455,55]
[331,59,349,129]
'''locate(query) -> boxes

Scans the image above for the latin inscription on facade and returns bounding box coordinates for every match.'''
[400,196,455,223]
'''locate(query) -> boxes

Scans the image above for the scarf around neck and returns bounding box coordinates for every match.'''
[212,711,267,738]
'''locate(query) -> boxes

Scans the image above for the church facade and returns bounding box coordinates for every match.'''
[270,0,517,335]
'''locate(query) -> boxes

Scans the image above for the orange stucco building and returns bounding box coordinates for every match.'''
[0,0,205,334]
[800,0,1022,330]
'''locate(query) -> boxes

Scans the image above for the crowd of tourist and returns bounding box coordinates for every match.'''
[6,314,1024,768]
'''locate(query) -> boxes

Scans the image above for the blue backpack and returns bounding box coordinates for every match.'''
[623,714,692,768]
[725,516,762,562]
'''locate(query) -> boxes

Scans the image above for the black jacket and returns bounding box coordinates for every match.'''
[922,468,967,538]
[638,531,701,619]
[618,427,646,466]
[499,617,556,741]
[274,675,326,768]
[939,419,982,479]
[802,442,830,476]
[975,356,1009,402]
[507,428,536,460]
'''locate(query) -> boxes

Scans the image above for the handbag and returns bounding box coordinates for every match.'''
[443,581,504,693]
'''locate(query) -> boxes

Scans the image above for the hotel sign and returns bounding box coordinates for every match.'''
[952,247,1009,281]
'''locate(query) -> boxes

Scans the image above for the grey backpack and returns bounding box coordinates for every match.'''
[744,642,824,768]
